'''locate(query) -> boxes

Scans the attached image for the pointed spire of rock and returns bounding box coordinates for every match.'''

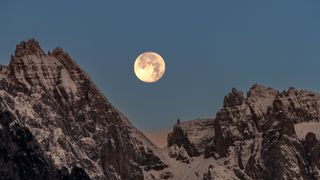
[51,47,78,70]
[14,38,45,58]
[51,47,69,60]
[286,86,299,96]
[223,88,244,108]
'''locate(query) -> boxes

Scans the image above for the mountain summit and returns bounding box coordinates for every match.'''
[0,39,166,180]
[1,39,320,180]
[165,84,320,179]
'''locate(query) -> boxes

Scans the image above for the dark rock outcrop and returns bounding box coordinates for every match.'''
[304,132,320,179]
[0,111,90,180]
[167,119,215,160]
[223,88,245,108]
[14,39,45,58]
[0,111,55,180]
[167,124,199,157]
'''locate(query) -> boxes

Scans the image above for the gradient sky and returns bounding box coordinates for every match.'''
[1,1,320,131]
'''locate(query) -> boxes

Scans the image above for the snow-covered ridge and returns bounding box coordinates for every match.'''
[0,39,166,180]
[160,84,320,179]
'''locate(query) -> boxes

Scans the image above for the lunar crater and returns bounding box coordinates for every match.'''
[134,52,165,83]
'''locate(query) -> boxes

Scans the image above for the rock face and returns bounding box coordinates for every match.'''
[223,88,245,108]
[0,111,56,180]
[0,111,90,180]
[0,39,166,180]
[167,84,320,180]
[167,119,214,159]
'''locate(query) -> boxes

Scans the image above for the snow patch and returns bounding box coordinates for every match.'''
[61,68,78,96]
[144,147,238,180]
[294,122,320,140]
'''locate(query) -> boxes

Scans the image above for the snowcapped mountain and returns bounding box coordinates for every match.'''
[0,39,166,180]
[1,39,320,180]
[162,84,320,180]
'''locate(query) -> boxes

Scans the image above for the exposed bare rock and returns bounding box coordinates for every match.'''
[168,145,191,164]
[304,132,320,179]
[0,110,90,180]
[167,122,200,158]
[223,88,245,108]
[13,39,45,58]
[159,171,174,179]
[167,84,320,180]
[167,119,215,161]
[0,39,166,180]
[202,165,213,180]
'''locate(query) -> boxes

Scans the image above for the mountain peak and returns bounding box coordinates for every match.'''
[223,88,244,107]
[247,83,278,99]
[51,47,70,60]
[50,47,79,71]
[166,84,320,179]
[0,39,167,179]
[14,38,45,58]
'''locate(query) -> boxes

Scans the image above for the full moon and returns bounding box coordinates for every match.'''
[134,52,166,83]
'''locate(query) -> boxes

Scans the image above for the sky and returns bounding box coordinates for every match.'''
[0,1,320,132]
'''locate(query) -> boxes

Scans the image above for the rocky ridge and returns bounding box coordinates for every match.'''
[0,39,166,180]
[166,84,320,179]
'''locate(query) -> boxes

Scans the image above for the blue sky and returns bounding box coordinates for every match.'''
[1,1,320,131]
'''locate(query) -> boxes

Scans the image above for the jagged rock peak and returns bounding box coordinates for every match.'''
[0,39,167,179]
[286,86,299,96]
[247,84,279,101]
[50,47,79,70]
[164,84,320,179]
[223,88,244,107]
[247,83,278,98]
[51,47,70,61]
[13,38,45,58]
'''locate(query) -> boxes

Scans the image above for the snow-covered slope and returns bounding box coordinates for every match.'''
[152,84,320,180]
[0,39,166,180]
